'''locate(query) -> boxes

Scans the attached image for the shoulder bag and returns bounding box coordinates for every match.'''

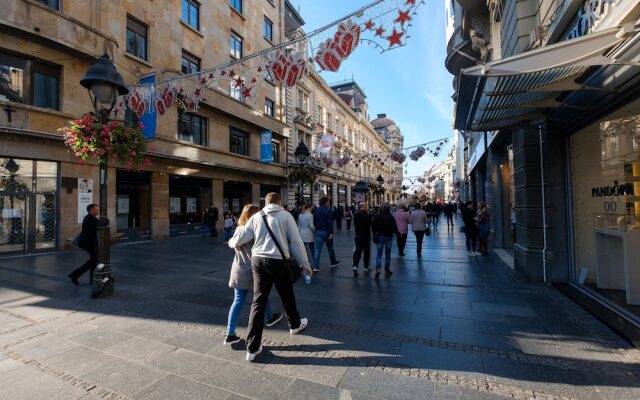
[260,211,301,283]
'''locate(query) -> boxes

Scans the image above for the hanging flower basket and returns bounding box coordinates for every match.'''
[59,113,151,170]
[288,166,317,185]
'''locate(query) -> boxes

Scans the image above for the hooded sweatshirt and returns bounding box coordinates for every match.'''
[229,203,310,270]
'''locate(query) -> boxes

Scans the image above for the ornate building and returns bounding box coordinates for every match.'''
[371,114,404,199]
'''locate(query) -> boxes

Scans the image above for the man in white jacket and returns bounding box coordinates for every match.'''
[229,192,313,362]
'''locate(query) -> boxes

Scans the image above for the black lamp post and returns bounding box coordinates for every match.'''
[293,141,310,207]
[376,175,384,206]
[80,54,128,284]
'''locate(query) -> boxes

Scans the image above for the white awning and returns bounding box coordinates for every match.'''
[454,21,640,131]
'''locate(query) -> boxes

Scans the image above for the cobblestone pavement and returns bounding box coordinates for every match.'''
[1,216,639,400]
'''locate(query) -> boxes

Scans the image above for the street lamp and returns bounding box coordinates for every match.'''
[376,175,384,206]
[293,141,310,207]
[80,54,128,286]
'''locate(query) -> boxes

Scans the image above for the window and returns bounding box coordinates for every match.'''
[263,17,273,42]
[297,90,309,112]
[0,51,60,110]
[230,0,242,14]
[126,16,148,60]
[181,51,200,75]
[326,112,333,130]
[178,109,207,146]
[231,80,244,101]
[181,0,200,30]
[264,98,275,117]
[271,141,280,163]
[230,32,243,59]
[317,105,323,124]
[35,0,59,10]
[230,128,249,155]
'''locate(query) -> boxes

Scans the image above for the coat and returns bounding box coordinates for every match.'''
[409,209,427,232]
[298,211,315,243]
[81,213,98,253]
[228,227,254,290]
[372,211,398,238]
[393,210,410,234]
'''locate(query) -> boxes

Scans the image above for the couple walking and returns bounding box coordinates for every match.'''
[297,197,340,272]
[352,203,399,279]
[227,193,312,361]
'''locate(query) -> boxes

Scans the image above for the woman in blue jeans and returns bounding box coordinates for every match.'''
[371,205,399,279]
[225,204,282,345]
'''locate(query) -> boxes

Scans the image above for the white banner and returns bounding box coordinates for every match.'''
[78,178,94,223]
[318,133,335,155]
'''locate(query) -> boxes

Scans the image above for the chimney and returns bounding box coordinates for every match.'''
[377,113,386,119]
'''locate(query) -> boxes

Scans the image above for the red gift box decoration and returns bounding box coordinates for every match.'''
[155,97,166,115]
[129,91,148,118]
[161,86,174,108]
[315,39,345,72]
[334,19,360,58]
[284,51,306,87]
[266,50,289,82]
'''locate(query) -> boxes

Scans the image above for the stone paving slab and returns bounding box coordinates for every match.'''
[146,349,227,383]
[131,374,233,400]
[338,366,437,400]
[278,379,380,400]
[81,358,167,398]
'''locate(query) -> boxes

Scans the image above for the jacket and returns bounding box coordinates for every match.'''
[313,206,334,234]
[409,209,427,232]
[228,228,254,290]
[229,204,310,270]
[81,213,98,253]
[393,210,410,234]
[372,211,398,238]
[297,211,315,243]
[353,210,372,239]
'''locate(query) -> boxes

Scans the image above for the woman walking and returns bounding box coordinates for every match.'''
[477,202,490,256]
[344,205,354,232]
[298,204,315,264]
[371,205,399,279]
[393,205,410,256]
[225,204,282,345]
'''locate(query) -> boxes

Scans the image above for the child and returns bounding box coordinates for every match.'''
[223,212,234,241]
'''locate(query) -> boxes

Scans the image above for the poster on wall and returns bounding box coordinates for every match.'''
[260,130,273,163]
[232,198,240,213]
[223,198,229,212]
[186,197,197,213]
[169,197,181,214]
[117,197,130,214]
[78,178,93,223]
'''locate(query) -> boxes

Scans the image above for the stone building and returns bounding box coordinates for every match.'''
[371,113,404,198]
[447,0,640,344]
[0,0,290,255]
[283,1,394,208]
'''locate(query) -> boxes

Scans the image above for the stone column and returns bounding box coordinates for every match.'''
[252,183,261,205]
[151,172,169,240]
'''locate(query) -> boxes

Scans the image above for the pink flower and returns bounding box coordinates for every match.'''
[103,138,109,145]
[81,147,89,153]
[130,150,137,156]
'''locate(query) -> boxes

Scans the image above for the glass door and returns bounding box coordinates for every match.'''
[0,192,27,255]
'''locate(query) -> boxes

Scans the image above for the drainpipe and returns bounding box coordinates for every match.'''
[538,124,548,283]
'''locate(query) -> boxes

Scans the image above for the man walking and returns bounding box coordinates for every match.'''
[229,193,312,362]
[352,202,372,277]
[393,205,410,256]
[334,203,344,232]
[409,203,428,257]
[210,203,219,237]
[312,197,340,272]
[68,203,99,285]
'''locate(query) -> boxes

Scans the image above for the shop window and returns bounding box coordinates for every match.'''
[178,109,207,146]
[271,140,280,163]
[181,0,200,30]
[264,97,274,117]
[35,0,59,10]
[570,115,640,317]
[0,51,60,110]
[126,16,148,60]
[181,51,200,75]
[230,0,242,14]
[230,128,248,156]
[264,17,273,42]
[230,32,243,59]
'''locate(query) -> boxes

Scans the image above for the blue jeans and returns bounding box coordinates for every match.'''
[224,227,233,240]
[376,235,393,271]
[226,288,273,336]
[313,230,337,269]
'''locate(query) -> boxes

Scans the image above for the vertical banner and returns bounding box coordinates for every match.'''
[260,130,273,163]
[78,178,93,223]
[140,75,157,139]
[318,133,334,155]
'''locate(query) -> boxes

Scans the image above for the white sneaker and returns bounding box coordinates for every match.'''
[290,317,308,335]
[246,345,263,362]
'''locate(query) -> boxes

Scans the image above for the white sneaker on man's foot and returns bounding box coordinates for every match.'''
[246,345,263,362]
[290,318,308,335]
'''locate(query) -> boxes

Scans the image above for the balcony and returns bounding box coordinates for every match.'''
[445,26,480,76]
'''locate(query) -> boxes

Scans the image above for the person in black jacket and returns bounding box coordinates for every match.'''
[209,204,219,237]
[68,203,99,285]
[371,205,399,279]
[462,201,479,254]
[352,202,372,277]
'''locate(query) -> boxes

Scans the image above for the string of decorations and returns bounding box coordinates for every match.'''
[109,0,425,119]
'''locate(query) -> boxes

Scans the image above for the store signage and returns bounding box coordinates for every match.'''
[78,178,93,223]
[260,130,273,163]
[566,0,621,40]
[139,75,156,139]
[591,180,634,197]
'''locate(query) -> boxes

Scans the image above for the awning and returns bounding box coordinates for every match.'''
[454,21,640,131]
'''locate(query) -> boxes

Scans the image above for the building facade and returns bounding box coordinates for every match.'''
[371,113,404,198]
[1,0,291,255]
[447,0,640,344]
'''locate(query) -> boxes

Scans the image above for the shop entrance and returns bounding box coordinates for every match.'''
[116,170,151,243]
[169,175,211,236]
[224,181,251,216]
[0,158,58,255]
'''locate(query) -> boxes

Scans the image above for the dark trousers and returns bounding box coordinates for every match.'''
[397,233,407,254]
[71,250,97,283]
[352,237,370,269]
[336,218,342,231]
[414,230,426,255]
[247,257,302,353]
[346,219,352,231]
[446,215,454,227]
[465,229,478,251]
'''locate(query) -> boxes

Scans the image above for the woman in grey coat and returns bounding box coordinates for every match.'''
[225,204,282,345]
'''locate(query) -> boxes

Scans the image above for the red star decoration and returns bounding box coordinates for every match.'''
[386,29,404,47]
[405,0,416,5]
[187,100,196,110]
[229,70,236,77]
[234,77,244,87]
[251,77,257,83]
[209,73,214,79]
[364,20,375,30]
[200,77,207,85]
[194,88,202,97]
[257,66,263,73]
[221,70,226,76]
[375,26,385,37]
[395,10,411,27]
[242,87,252,98]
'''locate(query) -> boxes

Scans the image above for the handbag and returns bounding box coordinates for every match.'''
[72,233,86,250]
[260,211,301,283]
[425,226,431,236]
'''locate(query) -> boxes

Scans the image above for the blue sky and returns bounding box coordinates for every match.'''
[289,0,454,177]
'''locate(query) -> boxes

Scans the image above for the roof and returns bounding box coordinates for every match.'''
[371,117,397,129]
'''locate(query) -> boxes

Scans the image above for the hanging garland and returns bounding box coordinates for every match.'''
[110,0,426,120]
